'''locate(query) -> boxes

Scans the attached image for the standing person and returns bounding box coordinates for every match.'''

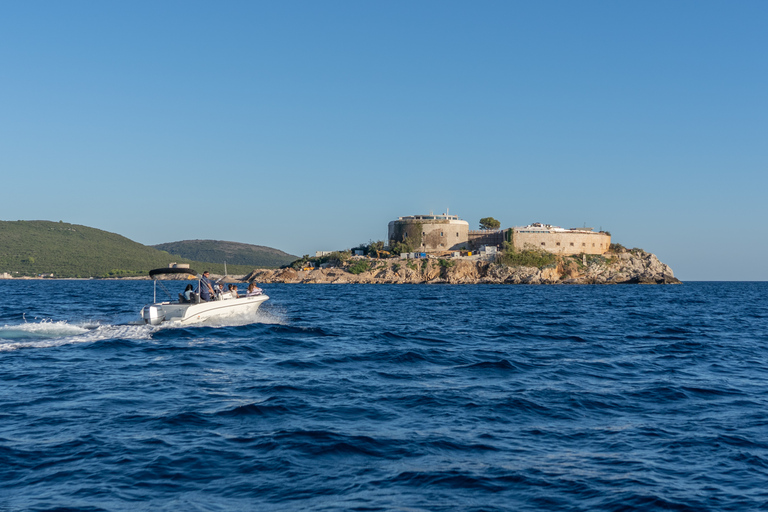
[198,271,215,301]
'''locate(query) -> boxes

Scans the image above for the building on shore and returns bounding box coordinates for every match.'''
[388,213,470,252]
[387,214,611,256]
[510,223,611,255]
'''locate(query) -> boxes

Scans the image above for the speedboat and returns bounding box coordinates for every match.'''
[140,268,269,325]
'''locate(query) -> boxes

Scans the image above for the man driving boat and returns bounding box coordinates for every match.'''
[198,271,215,301]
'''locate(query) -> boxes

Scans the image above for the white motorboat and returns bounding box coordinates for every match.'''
[140,268,268,325]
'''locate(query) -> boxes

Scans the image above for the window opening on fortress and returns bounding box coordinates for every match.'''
[541,242,545,246]
[570,242,574,246]
[556,242,561,246]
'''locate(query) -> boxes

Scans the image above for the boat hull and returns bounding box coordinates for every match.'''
[141,294,269,325]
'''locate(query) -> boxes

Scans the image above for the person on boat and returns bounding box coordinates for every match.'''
[198,271,215,301]
[246,282,263,296]
[229,284,239,298]
[183,284,195,302]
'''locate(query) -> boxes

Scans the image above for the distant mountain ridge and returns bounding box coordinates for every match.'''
[152,240,297,268]
[0,220,293,278]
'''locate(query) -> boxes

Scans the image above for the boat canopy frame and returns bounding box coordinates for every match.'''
[148,268,200,303]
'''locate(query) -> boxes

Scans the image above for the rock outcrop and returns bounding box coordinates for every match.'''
[241,248,680,285]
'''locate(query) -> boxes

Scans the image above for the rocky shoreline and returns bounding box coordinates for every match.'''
[242,249,680,285]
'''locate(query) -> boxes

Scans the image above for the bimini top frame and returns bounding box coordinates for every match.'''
[148,267,200,303]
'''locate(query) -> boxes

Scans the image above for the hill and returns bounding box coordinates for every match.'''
[0,221,262,278]
[152,240,297,268]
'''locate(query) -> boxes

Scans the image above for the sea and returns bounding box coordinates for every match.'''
[1,280,767,512]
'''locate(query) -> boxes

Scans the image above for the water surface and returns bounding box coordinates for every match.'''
[1,281,767,511]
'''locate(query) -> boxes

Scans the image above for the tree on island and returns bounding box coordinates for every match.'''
[366,240,385,258]
[479,217,501,230]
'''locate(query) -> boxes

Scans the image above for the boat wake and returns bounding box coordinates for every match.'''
[0,306,286,351]
[0,320,154,352]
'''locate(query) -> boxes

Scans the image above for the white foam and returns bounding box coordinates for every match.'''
[0,320,155,352]
[0,319,90,340]
[0,305,287,351]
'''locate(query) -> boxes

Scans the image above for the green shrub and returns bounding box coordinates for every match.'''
[609,243,626,252]
[585,254,607,265]
[497,249,557,269]
[348,260,371,275]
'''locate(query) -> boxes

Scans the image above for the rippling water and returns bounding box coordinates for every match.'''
[1,280,767,511]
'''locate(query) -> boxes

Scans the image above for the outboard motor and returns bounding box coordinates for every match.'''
[142,305,165,325]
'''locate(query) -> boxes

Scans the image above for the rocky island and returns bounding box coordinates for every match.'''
[243,246,679,285]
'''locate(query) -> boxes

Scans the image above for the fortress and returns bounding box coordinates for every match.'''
[387,213,469,252]
[510,223,611,256]
[388,215,611,255]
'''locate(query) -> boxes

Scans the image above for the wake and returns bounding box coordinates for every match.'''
[0,306,286,351]
[0,320,154,352]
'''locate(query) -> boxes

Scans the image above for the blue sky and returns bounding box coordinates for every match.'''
[1,1,766,280]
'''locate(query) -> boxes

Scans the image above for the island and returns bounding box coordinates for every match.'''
[241,214,679,285]
[244,246,679,285]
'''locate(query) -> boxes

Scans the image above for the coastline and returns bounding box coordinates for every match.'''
[243,249,680,285]
[1,249,680,285]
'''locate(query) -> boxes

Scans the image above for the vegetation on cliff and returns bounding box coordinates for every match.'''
[497,243,557,269]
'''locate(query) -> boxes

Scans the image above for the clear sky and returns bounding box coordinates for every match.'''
[1,1,766,281]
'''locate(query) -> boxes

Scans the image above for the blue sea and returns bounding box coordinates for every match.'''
[1,281,767,511]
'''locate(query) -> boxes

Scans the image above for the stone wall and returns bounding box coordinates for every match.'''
[468,230,504,250]
[388,217,469,252]
[513,228,611,255]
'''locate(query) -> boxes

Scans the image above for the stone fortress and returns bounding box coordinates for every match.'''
[388,213,611,256]
[509,223,611,255]
[388,213,470,252]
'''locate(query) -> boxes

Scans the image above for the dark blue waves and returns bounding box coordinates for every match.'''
[1,281,768,511]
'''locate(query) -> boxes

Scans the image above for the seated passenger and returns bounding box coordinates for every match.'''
[183,284,195,302]
[229,284,239,298]
[246,282,263,296]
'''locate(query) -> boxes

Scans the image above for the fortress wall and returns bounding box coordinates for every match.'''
[513,230,611,255]
[389,219,469,252]
[468,230,504,250]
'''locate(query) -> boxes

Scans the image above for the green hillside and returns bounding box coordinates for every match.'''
[0,221,258,278]
[153,240,297,268]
